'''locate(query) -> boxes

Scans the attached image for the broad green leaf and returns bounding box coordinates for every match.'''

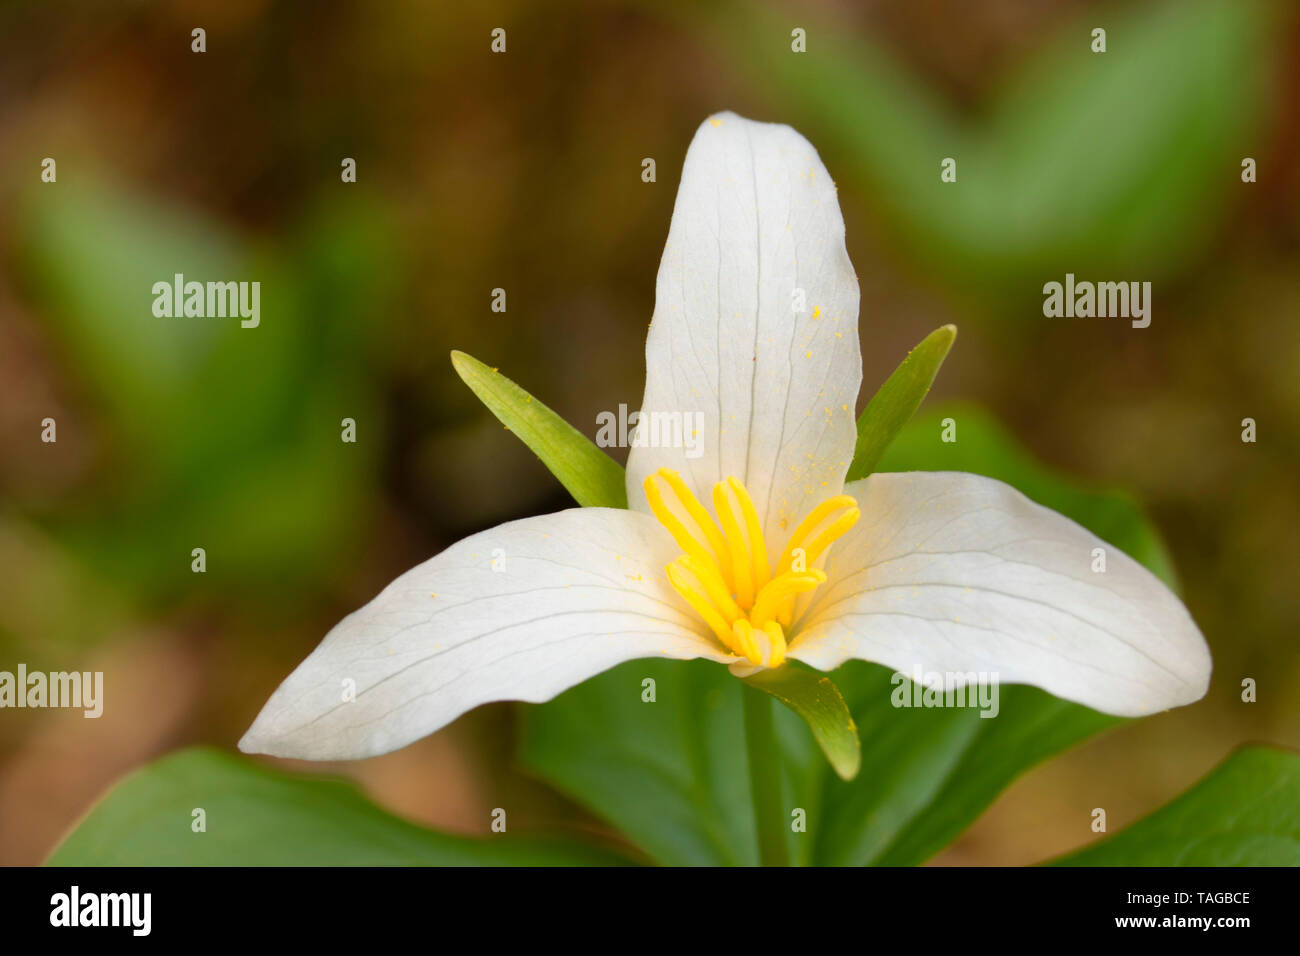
[1053,747,1300,866]
[47,747,629,866]
[524,405,1176,865]
[451,351,627,508]
[522,656,1115,867]
[742,664,860,781]
[521,660,832,866]
[815,662,1117,866]
[520,659,768,867]
[846,324,955,482]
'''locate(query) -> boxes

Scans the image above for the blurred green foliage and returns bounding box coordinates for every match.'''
[682,0,1276,289]
[14,178,390,618]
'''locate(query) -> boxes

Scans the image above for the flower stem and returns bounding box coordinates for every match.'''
[742,683,789,867]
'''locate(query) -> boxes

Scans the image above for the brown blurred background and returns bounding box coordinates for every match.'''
[1,0,1297,864]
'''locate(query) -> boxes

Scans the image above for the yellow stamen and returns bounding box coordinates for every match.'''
[713,482,754,609]
[727,477,770,590]
[679,555,744,622]
[647,476,858,669]
[802,508,861,566]
[656,469,731,574]
[750,570,826,627]
[645,474,723,574]
[762,621,787,667]
[775,494,858,574]
[666,562,738,651]
[732,618,762,665]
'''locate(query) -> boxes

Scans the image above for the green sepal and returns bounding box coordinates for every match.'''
[846,325,955,482]
[450,350,627,508]
[741,664,861,781]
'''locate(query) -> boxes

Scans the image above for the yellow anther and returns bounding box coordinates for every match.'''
[712,482,754,609]
[727,476,770,590]
[762,621,787,667]
[802,507,861,566]
[649,476,856,667]
[666,563,738,651]
[750,570,826,628]
[731,619,763,665]
[679,555,744,622]
[656,469,731,574]
[775,494,858,574]
[645,474,723,574]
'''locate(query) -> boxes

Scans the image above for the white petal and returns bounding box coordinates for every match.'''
[239,508,729,759]
[789,472,1211,716]
[626,112,862,554]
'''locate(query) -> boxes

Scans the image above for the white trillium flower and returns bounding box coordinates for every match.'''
[240,112,1211,761]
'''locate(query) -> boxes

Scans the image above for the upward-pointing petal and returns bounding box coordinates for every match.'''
[789,472,1211,717]
[239,508,729,760]
[627,112,862,555]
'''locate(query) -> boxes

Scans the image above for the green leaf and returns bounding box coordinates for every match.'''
[741,664,860,781]
[520,660,769,866]
[522,657,1113,867]
[814,662,1117,865]
[524,405,1177,865]
[846,324,956,482]
[1053,747,1300,866]
[47,748,629,866]
[451,351,627,508]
